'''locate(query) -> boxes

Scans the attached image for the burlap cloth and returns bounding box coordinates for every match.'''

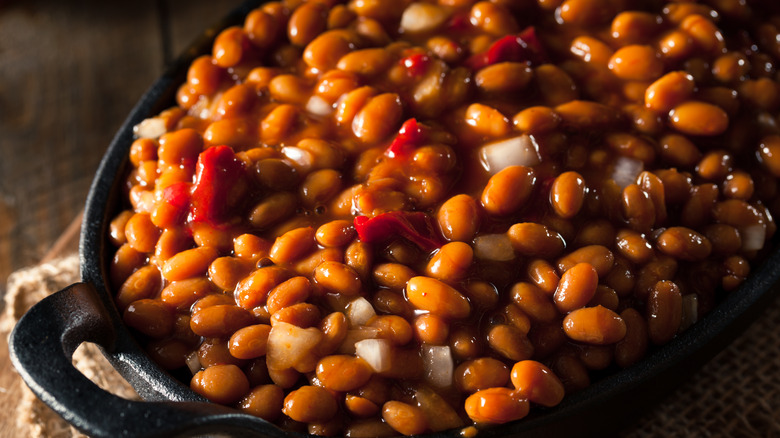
[3,254,780,437]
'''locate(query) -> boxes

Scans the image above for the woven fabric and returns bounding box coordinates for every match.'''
[4,255,780,436]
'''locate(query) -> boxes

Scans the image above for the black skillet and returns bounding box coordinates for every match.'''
[9,1,780,437]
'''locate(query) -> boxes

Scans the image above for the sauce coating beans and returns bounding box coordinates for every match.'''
[112,0,780,435]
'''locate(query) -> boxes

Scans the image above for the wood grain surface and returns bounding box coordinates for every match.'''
[0,0,243,434]
[0,0,243,296]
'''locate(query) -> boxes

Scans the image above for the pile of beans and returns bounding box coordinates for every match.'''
[110,0,780,435]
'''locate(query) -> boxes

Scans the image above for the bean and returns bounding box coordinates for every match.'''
[614,308,649,368]
[481,166,536,216]
[526,260,560,295]
[425,242,473,281]
[266,276,312,315]
[373,263,416,290]
[382,401,429,436]
[554,263,599,314]
[475,62,533,94]
[464,387,529,424]
[414,314,450,345]
[656,227,712,261]
[406,276,471,319]
[615,229,654,265]
[116,265,162,311]
[316,219,356,247]
[645,71,695,114]
[557,245,614,277]
[235,266,292,310]
[283,386,338,423]
[367,315,413,346]
[510,282,557,323]
[608,45,663,81]
[160,277,214,312]
[345,394,380,418]
[437,194,479,242]
[513,106,561,134]
[269,226,316,264]
[288,2,327,46]
[125,213,161,254]
[191,304,255,338]
[669,101,729,136]
[622,184,656,233]
[550,171,586,218]
[213,27,250,68]
[123,299,174,339]
[563,306,626,344]
[353,93,403,144]
[317,355,373,391]
[647,280,683,345]
[465,103,511,137]
[239,384,284,421]
[535,64,578,106]
[510,360,565,407]
[610,11,661,46]
[271,302,321,328]
[454,357,510,393]
[209,256,253,292]
[315,260,362,296]
[487,324,534,361]
[229,324,272,359]
[191,364,250,405]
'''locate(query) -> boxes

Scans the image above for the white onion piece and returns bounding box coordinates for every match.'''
[479,135,541,174]
[133,117,166,139]
[680,294,698,332]
[355,339,392,372]
[338,327,380,354]
[185,351,201,375]
[421,345,453,388]
[306,95,333,116]
[347,297,376,327]
[400,3,449,33]
[473,234,515,261]
[266,321,323,372]
[741,224,766,251]
[413,70,443,105]
[281,146,315,171]
[611,156,644,189]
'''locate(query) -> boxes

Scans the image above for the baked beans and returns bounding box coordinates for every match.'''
[112,0,780,435]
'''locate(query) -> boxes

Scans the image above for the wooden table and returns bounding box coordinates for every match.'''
[0,0,245,295]
[0,1,244,434]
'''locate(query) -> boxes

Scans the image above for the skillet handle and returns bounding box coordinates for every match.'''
[9,283,288,438]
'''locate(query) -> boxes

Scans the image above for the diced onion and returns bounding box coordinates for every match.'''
[306,95,333,116]
[133,117,166,139]
[400,3,449,33]
[185,351,201,375]
[473,234,515,261]
[611,156,644,189]
[741,224,766,251]
[347,297,376,327]
[355,338,392,372]
[267,321,323,372]
[479,135,541,174]
[338,327,380,354]
[281,146,314,170]
[421,345,453,388]
[680,294,698,332]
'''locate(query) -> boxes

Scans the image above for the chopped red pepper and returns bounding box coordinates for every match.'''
[160,182,191,225]
[399,53,431,77]
[354,211,445,252]
[446,11,472,32]
[189,145,247,226]
[385,118,426,159]
[464,26,546,70]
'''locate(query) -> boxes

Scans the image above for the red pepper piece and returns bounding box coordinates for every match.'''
[354,211,445,252]
[399,53,431,77]
[464,26,546,70]
[160,182,191,225]
[189,145,246,226]
[385,118,426,159]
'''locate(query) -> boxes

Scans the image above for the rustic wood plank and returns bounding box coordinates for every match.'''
[165,0,247,60]
[0,0,163,295]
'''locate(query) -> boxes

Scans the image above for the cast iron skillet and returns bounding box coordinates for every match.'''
[9,1,780,437]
